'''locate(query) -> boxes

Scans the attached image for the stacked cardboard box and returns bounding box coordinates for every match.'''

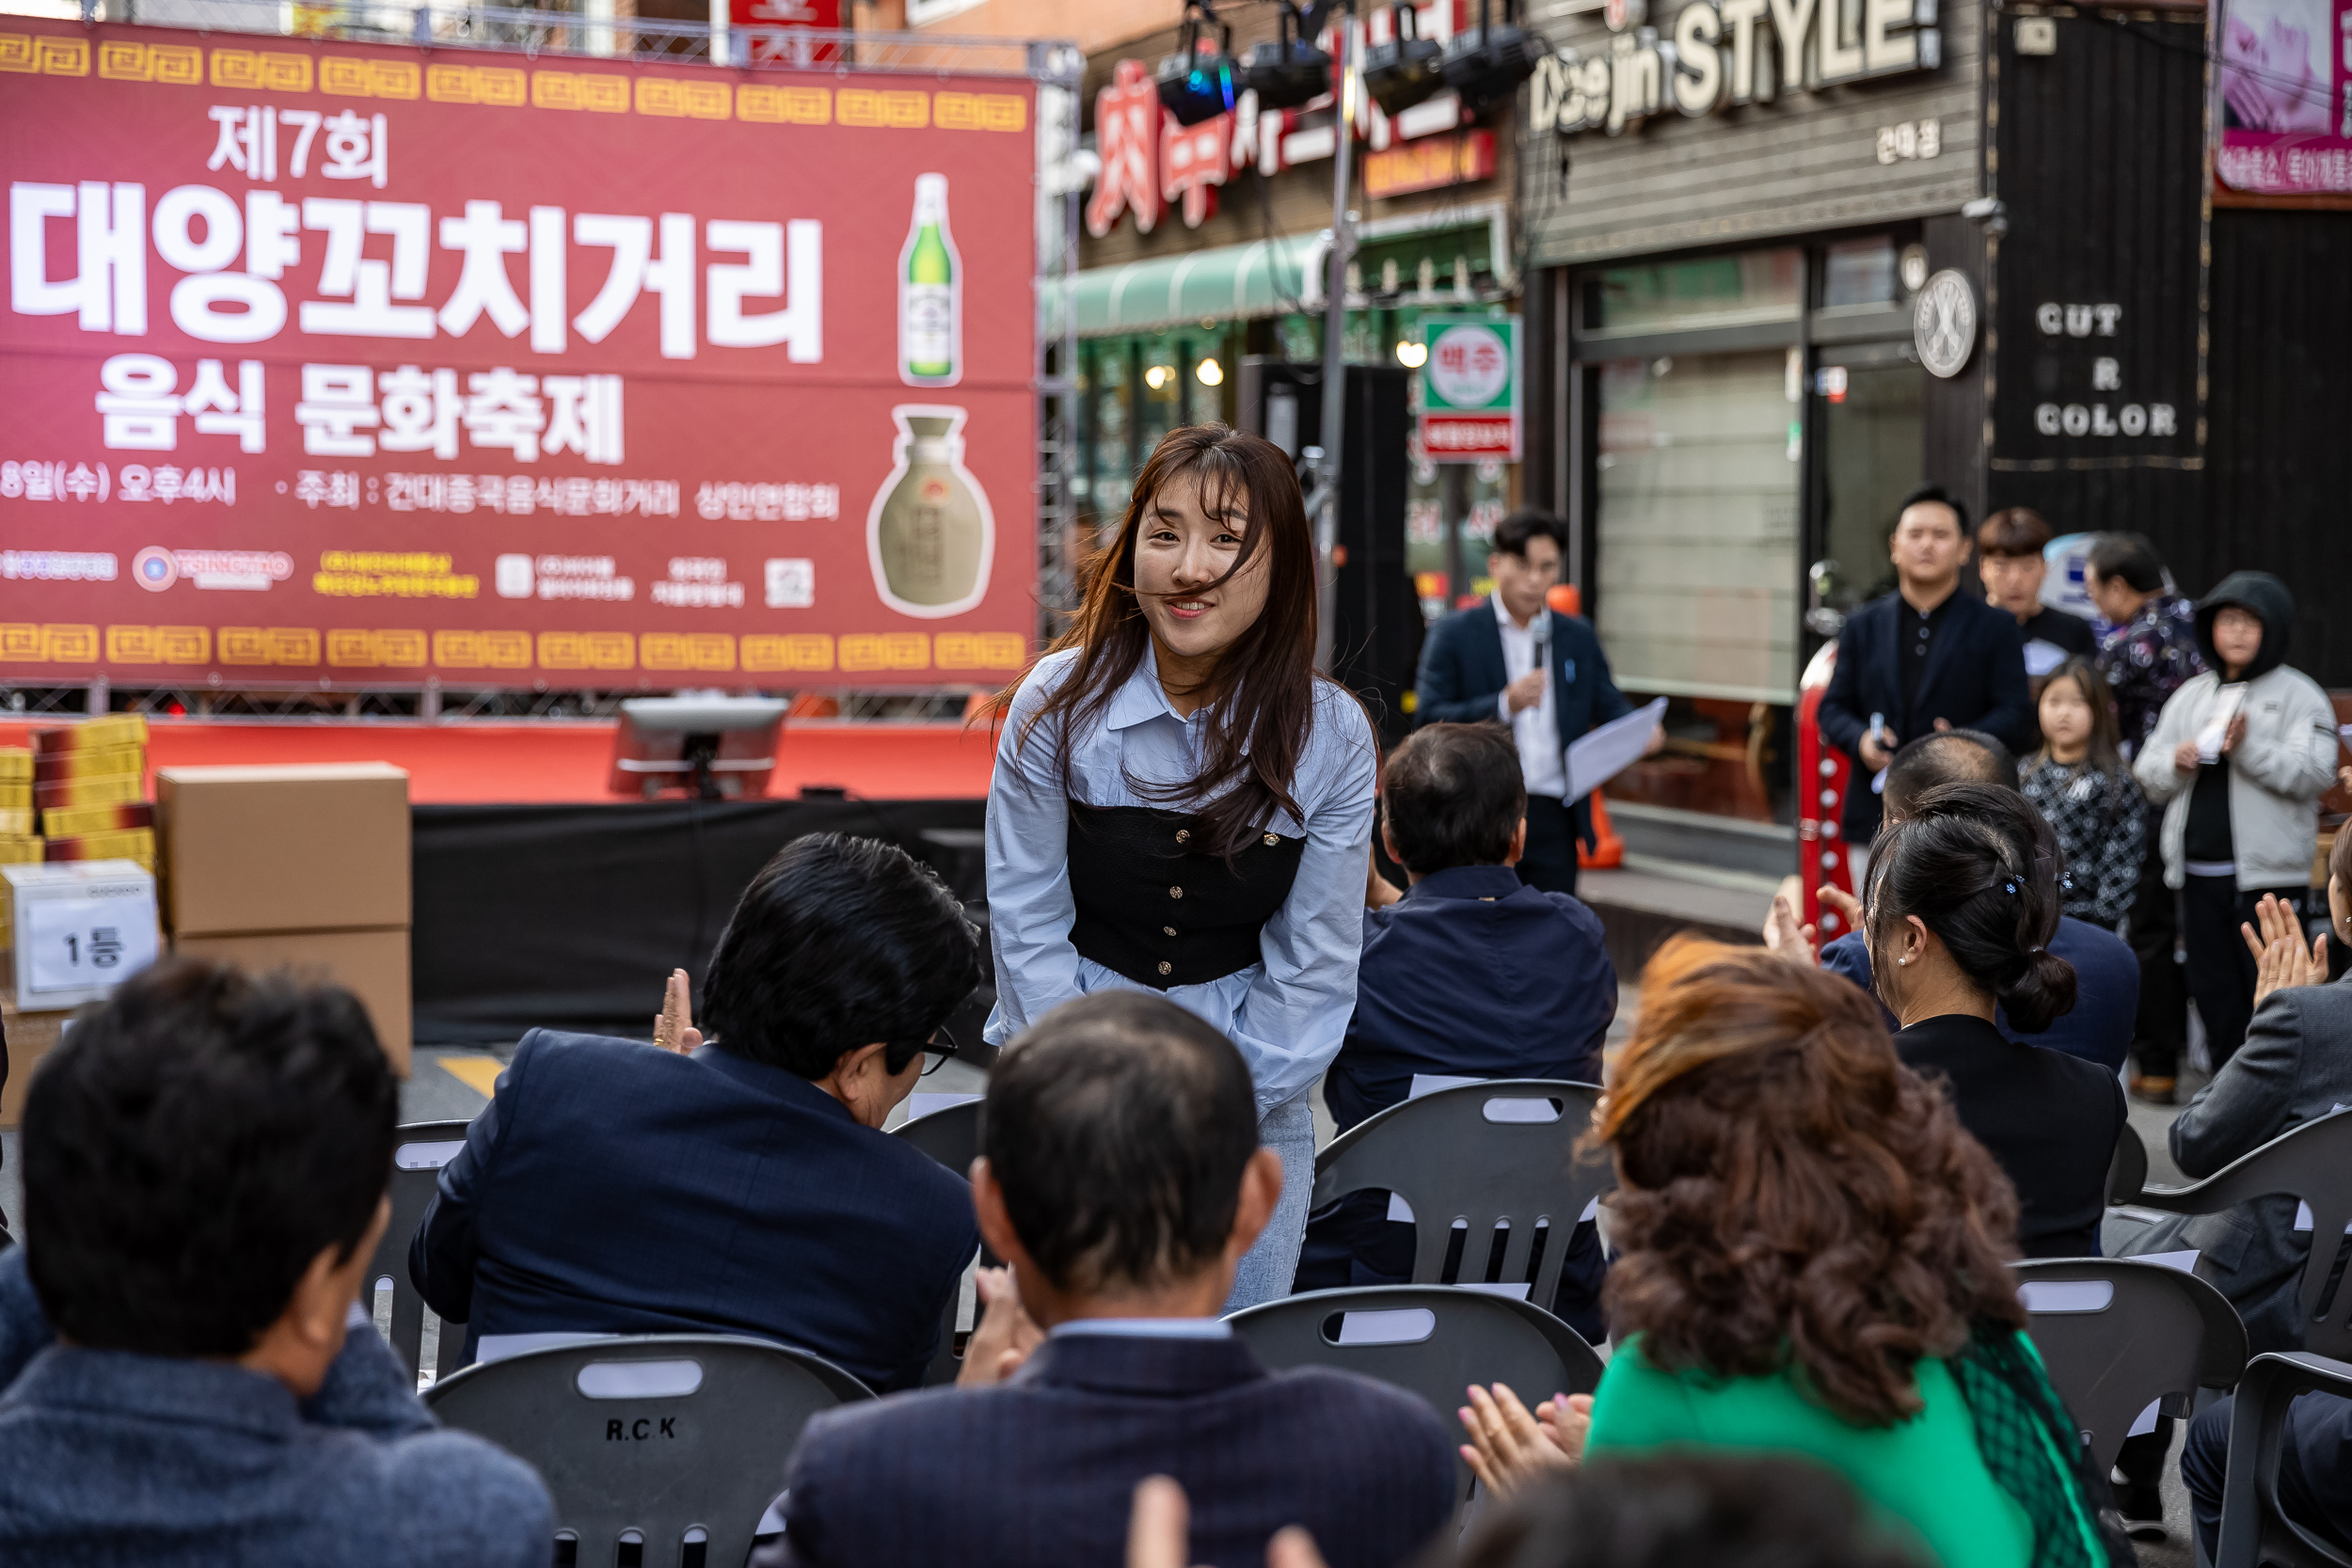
[158,764,412,1073]
[34,715,154,873]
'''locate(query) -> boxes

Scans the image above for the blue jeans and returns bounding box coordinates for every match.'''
[1223,1095,1316,1313]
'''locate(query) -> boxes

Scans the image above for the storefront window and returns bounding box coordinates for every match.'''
[1595,249,1802,334]
[1822,239,1899,309]
[1088,342,1132,515]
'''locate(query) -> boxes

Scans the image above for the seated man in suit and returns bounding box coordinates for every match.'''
[1804,729,2140,1072]
[1818,484,2036,856]
[0,959,551,1567]
[2182,1386,2352,1562]
[1296,721,1615,1333]
[769,990,1458,1568]
[1411,509,1656,898]
[411,832,982,1393]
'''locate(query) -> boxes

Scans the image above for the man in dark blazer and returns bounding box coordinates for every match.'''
[1413,509,1656,896]
[768,991,1458,1568]
[410,833,982,1394]
[1817,484,2035,850]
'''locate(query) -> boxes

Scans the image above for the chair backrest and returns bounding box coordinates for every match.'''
[424,1333,873,1567]
[1311,1081,1611,1307]
[2131,1110,2352,1359]
[1226,1285,1606,1502]
[890,1098,989,1386]
[2011,1258,2249,1474]
[365,1119,474,1390]
[2107,1121,2149,1205]
[2216,1352,2352,1568]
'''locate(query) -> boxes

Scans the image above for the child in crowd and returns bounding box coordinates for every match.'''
[2019,657,2146,930]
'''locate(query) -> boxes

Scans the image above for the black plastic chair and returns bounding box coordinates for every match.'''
[891,1098,989,1386]
[2011,1258,2248,1474]
[425,1334,872,1568]
[1310,1081,1611,1307]
[1226,1284,1606,1502]
[364,1119,473,1389]
[2216,1352,2352,1568]
[2131,1111,2352,1360]
[2108,1120,2150,1205]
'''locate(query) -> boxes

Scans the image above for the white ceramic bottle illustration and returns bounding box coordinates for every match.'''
[868,404,993,617]
[898,173,961,388]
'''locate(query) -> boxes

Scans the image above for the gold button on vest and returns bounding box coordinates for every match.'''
[1157,960,1173,975]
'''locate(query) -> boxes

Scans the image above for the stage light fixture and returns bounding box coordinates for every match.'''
[1242,2,1332,111]
[1363,3,1445,118]
[1441,0,1545,119]
[1156,6,1236,127]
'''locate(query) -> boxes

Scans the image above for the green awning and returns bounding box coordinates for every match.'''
[1054,233,1327,338]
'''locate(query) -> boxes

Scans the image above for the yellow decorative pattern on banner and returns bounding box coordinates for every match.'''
[933,632,1027,670]
[933,91,1025,132]
[836,87,929,128]
[635,75,729,119]
[740,634,834,673]
[0,625,98,662]
[325,629,428,667]
[218,627,321,666]
[320,55,421,99]
[535,630,635,671]
[425,62,527,105]
[640,632,738,672]
[839,633,931,672]
[0,33,89,74]
[431,630,533,670]
[97,40,202,83]
[531,70,630,113]
[210,47,312,93]
[736,83,830,123]
[104,626,211,664]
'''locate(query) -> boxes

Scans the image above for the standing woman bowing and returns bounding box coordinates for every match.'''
[983,426,1379,1309]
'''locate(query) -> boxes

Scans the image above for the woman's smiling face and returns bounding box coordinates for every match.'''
[1132,467,1271,668]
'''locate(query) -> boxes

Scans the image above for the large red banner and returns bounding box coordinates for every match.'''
[0,19,1036,688]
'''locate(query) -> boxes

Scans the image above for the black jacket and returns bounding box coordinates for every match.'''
[1818,588,2035,843]
[1896,1012,2126,1259]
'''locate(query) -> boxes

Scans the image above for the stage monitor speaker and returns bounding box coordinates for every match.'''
[1237,358,1421,744]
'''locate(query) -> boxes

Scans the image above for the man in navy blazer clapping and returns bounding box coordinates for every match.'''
[1412,510,1657,897]
[1818,484,2035,855]
[766,991,1457,1568]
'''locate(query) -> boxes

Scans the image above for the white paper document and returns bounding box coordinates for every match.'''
[2024,639,2072,678]
[2197,684,2249,763]
[1565,698,1668,802]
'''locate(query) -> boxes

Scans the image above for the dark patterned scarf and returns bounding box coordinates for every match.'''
[1948,1327,2135,1568]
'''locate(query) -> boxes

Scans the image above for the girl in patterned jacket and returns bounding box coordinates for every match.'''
[2019,657,2147,930]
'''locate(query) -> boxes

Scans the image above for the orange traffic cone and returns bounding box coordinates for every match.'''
[1579,788,1625,870]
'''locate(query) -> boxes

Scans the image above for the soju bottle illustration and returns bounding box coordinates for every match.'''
[898,173,961,388]
[868,405,993,617]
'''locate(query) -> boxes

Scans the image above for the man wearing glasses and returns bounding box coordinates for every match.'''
[409,832,983,1392]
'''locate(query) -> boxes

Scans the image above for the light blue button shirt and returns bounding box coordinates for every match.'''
[982,643,1380,1119]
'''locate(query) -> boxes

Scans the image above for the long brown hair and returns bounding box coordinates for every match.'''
[998,425,1321,856]
[1597,938,2026,1427]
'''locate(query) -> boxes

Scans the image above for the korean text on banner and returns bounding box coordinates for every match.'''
[0,20,1037,688]
[2214,0,2352,196]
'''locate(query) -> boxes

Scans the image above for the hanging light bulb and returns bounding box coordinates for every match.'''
[1195,357,1225,387]
[1144,364,1174,390]
[1395,339,1428,368]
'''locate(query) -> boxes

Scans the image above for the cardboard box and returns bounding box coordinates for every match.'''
[42,800,153,838]
[45,828,155,872]
[33,715,149,753]
[34,774,142,811]
[0,982,70,1130]
[171,927,411,1074]
[3,861,161,1012]
[34,744,145,783]
[0,749,28,783]
[157,764,409,936]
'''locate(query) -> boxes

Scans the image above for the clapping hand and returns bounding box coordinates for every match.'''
[1127,1476,1327,1568]
[2242,892,2328,1010]
[1762,894,1820,968]
[1457,1382,1587,1499]
[652,969,702,1054]
[954,1266,1043,1387]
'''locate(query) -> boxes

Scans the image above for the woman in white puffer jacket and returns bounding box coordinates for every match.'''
[2135,571,2338,1069]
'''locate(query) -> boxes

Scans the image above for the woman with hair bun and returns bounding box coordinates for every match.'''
[1867,780,2126,1258]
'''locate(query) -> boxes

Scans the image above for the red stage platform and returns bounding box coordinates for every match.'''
[0,718,998,803]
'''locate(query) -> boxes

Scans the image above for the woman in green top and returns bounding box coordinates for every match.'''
[1462,938,2128,1568]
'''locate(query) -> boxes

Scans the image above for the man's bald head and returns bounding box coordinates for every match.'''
[1881,730,2018,823]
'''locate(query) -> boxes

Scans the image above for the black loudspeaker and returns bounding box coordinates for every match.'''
[1237,358,1421,745]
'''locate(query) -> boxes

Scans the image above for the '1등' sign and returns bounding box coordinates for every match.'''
[0,20,1038,688]
[1417,312,1520,463]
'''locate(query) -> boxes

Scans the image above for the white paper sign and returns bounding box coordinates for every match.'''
[23,888,158,1001]
[2197,684,2249,763]
[1565,698,1669,803]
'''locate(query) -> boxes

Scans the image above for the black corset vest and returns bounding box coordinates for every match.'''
[1065,801,1306,990]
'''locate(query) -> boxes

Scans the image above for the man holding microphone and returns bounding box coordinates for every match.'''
[1412,511,1659,898]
